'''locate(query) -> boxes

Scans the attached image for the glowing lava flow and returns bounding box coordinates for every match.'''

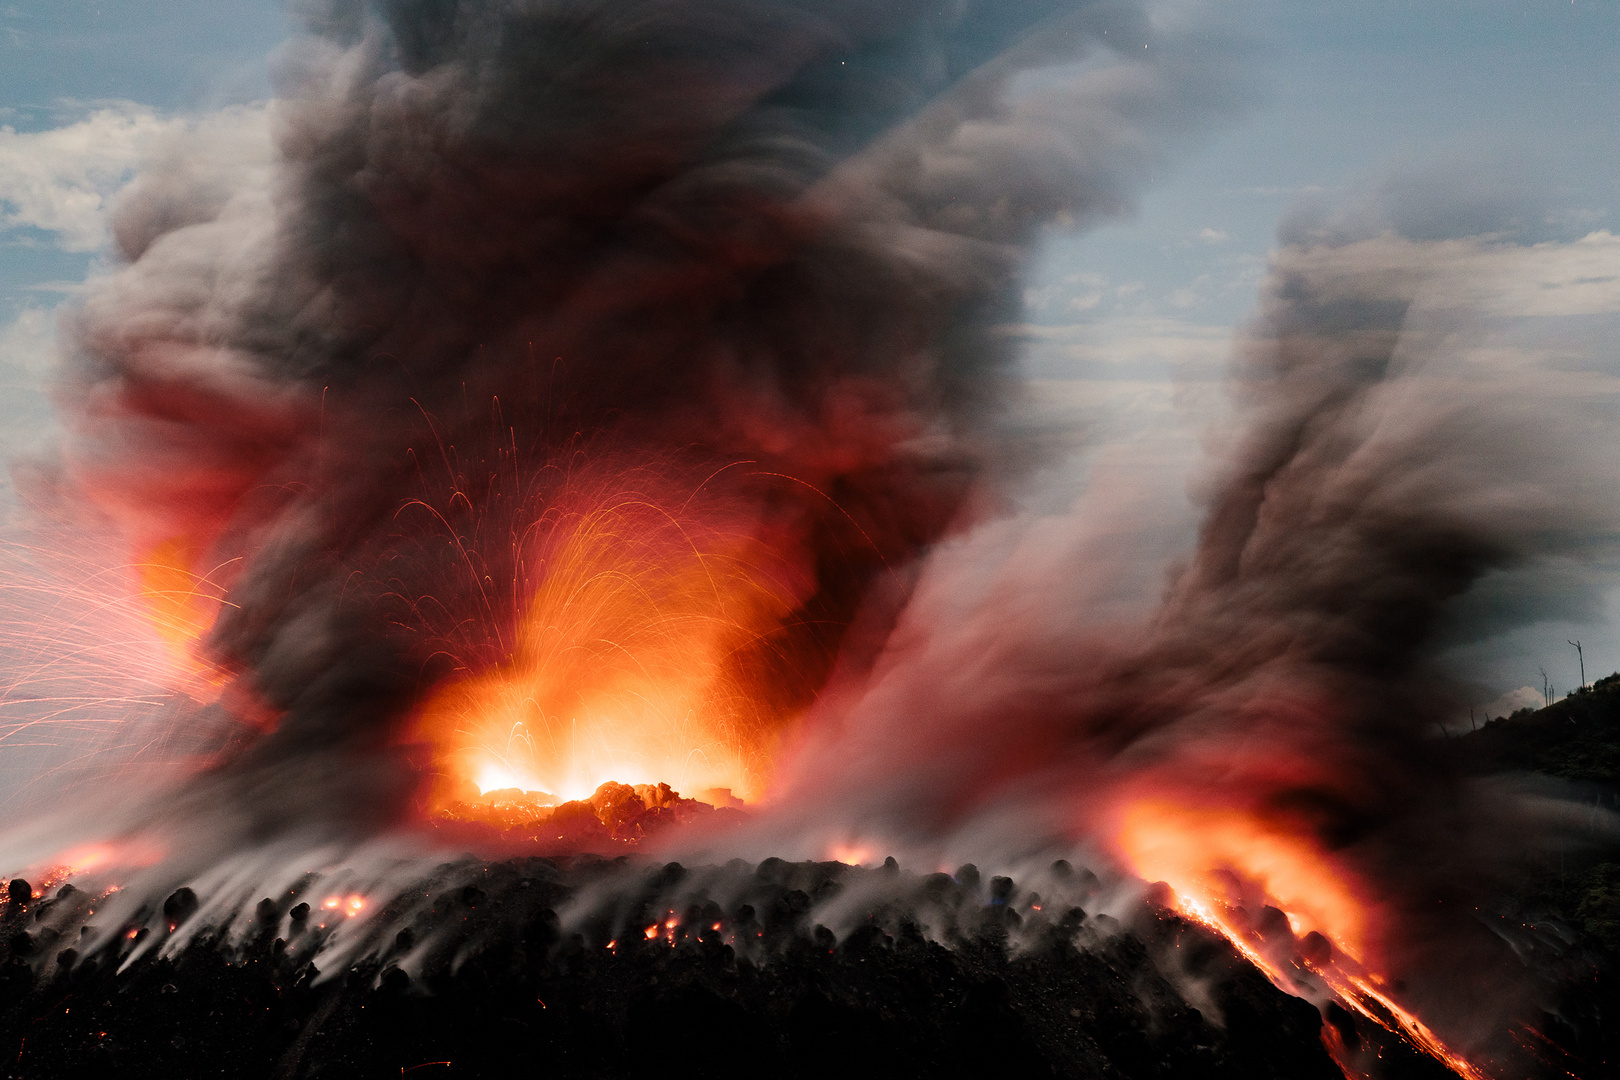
[1113,799,1488,1080]
[320,894,367,918]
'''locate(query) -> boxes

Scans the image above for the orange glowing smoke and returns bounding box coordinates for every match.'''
[1114,798,1368,961]
[131,537,231,701]
[27,838,166,893]
[825,842,874,866]
[411,477,810,812]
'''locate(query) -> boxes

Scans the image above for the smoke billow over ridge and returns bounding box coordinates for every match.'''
[740,179,1620,1067]
[27,0,1232,858]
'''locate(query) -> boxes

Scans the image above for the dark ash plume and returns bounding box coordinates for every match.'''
[40,0,1232,860]
[750,175,1620,1070]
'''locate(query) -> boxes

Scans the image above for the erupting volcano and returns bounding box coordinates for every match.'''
[1,1,1618,1078]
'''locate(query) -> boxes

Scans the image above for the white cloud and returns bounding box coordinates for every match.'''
[1197,226,1227,244]
[0,101,274,518]
[0,305,62,519]
[1056,271,1109,312]
[1023,285,1058,311]
[1481,685,1544,720]
[0,104,177,251]
[0,304,55,379]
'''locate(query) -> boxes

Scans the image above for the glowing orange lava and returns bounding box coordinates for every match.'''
[825,842,873,866]
[1111,797,1487,1080]
[1115,799,1368,960]
[411,480,808,816]
[27,838,167,891]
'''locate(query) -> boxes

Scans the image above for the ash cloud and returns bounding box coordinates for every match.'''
[740,169,1620,1062]
[27,0,1237,864]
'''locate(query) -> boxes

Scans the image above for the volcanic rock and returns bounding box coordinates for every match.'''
[0,856,1362,1079]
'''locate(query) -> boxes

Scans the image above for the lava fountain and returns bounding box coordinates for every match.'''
[402,458,824,828]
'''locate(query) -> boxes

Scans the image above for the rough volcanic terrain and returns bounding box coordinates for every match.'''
[0,857,1355,1080]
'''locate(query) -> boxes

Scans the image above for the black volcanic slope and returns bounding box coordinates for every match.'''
[1453,672,1620,1075]
[3,846,1611,1079]
[9,674,1620,1080]
[1459,671,1620,953]
[0,857,1354,1080]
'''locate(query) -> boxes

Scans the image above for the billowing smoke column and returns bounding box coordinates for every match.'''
[44,0,1225,855]
[750,181,1620,1069]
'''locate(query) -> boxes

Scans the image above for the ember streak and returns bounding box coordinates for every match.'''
[0,2,1616,1079]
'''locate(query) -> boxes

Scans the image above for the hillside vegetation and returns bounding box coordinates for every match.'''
[1464,672,1620,786]
[1458,673,1620,952]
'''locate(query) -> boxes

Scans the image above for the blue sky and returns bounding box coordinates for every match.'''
[0,0,288,111]
[1,0,1617,710]
[1032,0,1619,332]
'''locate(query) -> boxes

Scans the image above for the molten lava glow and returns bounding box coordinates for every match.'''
[53,844,113,875]
[1343,976,1489,1080]
[321,894,367,917]
[473,762,542,797]
[132,537,231,701]
[1114,799,1367,959]
[412,482,807,813]
[826,842,873,866]
[1112,798,1487,1080]
[29,839,167,891]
